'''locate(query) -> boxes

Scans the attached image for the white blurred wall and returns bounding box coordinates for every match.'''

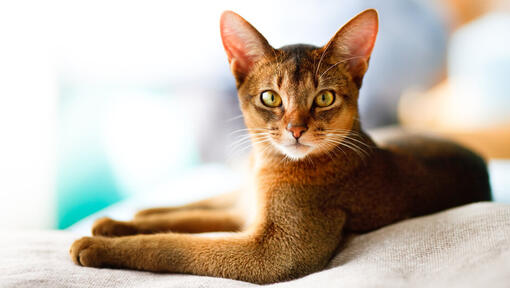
[0,0,359,229]
[0,2,57,229]
[0,0,450,229]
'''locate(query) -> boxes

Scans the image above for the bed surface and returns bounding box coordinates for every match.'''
[3,161,509,287]
[2,202,510,288]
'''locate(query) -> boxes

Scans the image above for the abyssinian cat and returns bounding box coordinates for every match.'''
[70,9,491,284]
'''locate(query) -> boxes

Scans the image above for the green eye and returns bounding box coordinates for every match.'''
[314,90,335,107]
[260,90,282,107]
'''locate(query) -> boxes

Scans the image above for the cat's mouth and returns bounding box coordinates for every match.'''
[288,143,310,149]
[278,142,313,160]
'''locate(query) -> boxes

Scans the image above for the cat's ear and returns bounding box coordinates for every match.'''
[322,9,378,88]
[220,11,273,84]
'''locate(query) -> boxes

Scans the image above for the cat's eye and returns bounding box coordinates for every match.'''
[314,90,335,107]
[260,90,282,107]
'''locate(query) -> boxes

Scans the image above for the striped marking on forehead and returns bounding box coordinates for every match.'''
[279,66,316,108]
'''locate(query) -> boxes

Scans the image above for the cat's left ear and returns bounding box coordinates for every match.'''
[220,11,273,85]
[321,9,379,88]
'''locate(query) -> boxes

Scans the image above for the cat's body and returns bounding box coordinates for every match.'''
[335,129,490,231]
[228,127,490,234]
[70,10,491,284]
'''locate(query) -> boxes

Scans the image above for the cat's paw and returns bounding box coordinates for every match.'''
[92,217,138,237]
[70,237,108,267]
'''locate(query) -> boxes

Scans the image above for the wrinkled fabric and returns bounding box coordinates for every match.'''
[1,202,509,288]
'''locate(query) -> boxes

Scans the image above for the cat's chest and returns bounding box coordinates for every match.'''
[253,165,351,209]
[256,162,344,187]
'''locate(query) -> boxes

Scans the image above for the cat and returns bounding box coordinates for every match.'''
[70,9,491,284]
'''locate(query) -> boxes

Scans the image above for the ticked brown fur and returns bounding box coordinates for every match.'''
[70,10,491,284]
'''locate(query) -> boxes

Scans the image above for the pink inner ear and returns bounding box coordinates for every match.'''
[335,10,379,60]
[220,21,244,64]
[345,25,378,59]
[220,11,269,77]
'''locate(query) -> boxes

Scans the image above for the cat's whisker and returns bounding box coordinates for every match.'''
[323,139,348,159]
[343,140,370,157]
[229,128,269,135]
[317,140,342,161]
[237,143,264,155]
[329,132,372,151]
[323,141,342,160]
[229,134,252,143]
[250,138,273,147]
[318,56,365,81]
[229,132,273,151]
[228,133,271,156]
[229,135,260,148]
[230,131,270,141]
[338,142,366,162]
[343,136,374,150]
[234,135,273,152]
[344,144,369,163]
[226,114,245,122]
[315,39,334,79]
[228,134,264,147]
[259,142,273,154]
[324,137,368,163]
[326,133,374,150]
[322,128,374,146]
[228,142,252,154]
[232,131,270,138]
[328,135,369,156]
[322,145,335,161]
[228,138,268,161]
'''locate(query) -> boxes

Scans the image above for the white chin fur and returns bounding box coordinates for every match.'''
[277,144,313,160]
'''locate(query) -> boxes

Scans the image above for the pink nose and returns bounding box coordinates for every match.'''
[286,123,308,139]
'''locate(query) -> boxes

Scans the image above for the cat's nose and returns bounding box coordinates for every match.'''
[286,123,308,139]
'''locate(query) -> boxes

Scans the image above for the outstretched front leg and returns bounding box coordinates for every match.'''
[92,209,244,237]
[92,191,243,237]
[71,214,345,284]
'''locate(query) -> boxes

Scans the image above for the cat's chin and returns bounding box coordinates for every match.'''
[277,143,314,160]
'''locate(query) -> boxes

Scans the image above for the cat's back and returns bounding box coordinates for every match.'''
[369,127,488,176]
[341,127,491,233]
[370,127,492,211]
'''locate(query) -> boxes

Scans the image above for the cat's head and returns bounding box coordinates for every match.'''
[220,10,378,160]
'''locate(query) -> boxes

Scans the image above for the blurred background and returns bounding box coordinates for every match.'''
[0,0,509,230]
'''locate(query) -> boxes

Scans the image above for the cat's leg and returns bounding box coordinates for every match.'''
[134,190,239,218]
[92,209,244,237]
[71,218,345,284]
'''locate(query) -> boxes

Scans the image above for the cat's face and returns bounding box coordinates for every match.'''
[220,10,378,160]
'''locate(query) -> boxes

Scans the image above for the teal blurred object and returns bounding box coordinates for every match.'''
[57,84,199,229]
[57,154,122,229]
[57,84,123,229]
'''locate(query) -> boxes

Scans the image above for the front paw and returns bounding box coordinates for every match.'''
[70,237,108,267]
[92,217,137,237]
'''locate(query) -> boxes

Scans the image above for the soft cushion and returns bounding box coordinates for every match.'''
[1,202,509,287]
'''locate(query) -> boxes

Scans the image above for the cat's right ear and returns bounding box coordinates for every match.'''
[220,11,273,84]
